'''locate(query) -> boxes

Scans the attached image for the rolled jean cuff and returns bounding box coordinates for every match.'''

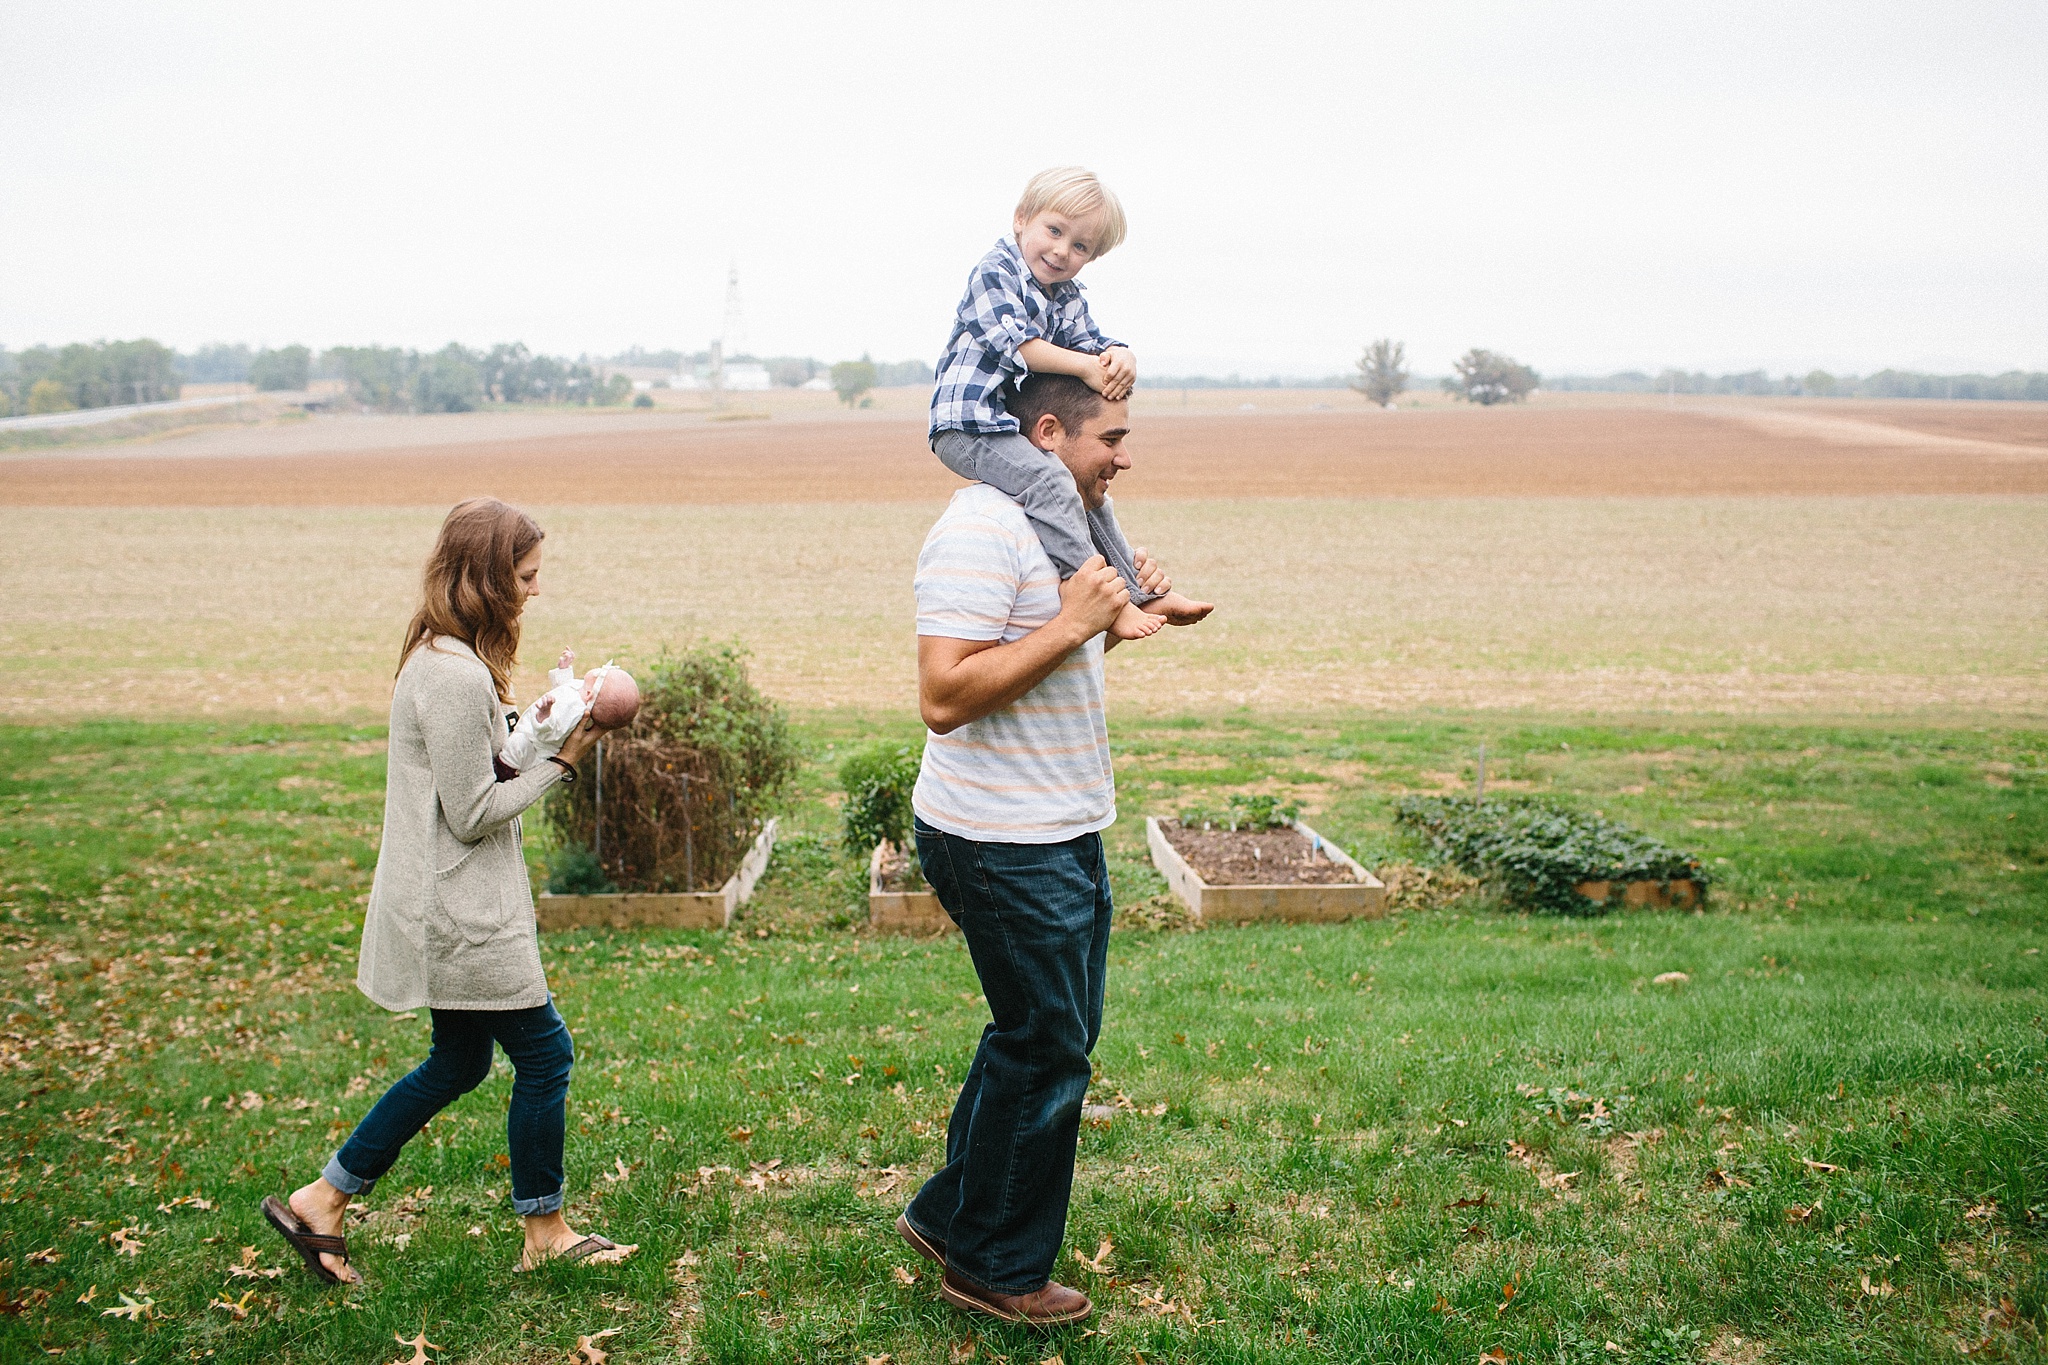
[321,1154,375,1196]
[511,1188,563,1216]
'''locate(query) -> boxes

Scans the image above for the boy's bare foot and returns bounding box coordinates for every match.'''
[1143,590,1214,626]
[1109,601,1164,640]
[287,1178,361,1283]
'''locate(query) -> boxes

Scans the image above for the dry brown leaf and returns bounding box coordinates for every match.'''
[99,1292,155,1321]
[1446,1193,1490,1210]
[575,1327,622,1364]
[893,1265,917,1286]
[948,1340,977,1363]
[1479,1350,1510,1364]
[108,1227,144,1257]
[602,1157,632,1184]
[1652,971,1689,985]
[1802,1159,1842,1174]
[863,1356,892,1365]
[1859,1273,1895,1298]
[387,1331,439,1365]
[1073,1237,1114,1275]
[209,1289,255,1320]
[1965,1200,1998,1222]
[26,1247,60,1265]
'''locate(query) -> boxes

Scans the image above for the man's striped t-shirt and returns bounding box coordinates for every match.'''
[911,484,1115,844]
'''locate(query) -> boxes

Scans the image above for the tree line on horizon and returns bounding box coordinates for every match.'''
[0,340,933,417]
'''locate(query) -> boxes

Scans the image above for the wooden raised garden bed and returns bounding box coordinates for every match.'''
[1147,817,1386,924]
[869,840,953,935]
[1574,877,1701,909]
[536,819,778,932]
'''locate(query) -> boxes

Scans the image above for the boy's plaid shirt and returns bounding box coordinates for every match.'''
[928,236,1121,437]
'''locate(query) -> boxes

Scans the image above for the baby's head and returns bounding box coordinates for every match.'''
[582,665,641,729]
[1012,167,1127,288]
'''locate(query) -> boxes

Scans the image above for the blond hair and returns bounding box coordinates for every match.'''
[398,497,544,703]
[1015,167,1127,257]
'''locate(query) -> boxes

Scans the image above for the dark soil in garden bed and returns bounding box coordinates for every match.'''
[1161,821,1361,886]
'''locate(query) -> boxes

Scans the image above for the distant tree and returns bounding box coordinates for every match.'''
[16,339,180,409]
[765,356,818,387]
[1803,370,1837,398]
[831,355,878,408]
[482,342,534,402]
[249,344,310,391]
[326,346,413,409]
[180,343,253,384]
[1351,338,1408,406]
[872,358,932,388]
[412,344,484,413]
[1444,349,1538,405]
[596,372,632,406]
[27,379,73,414]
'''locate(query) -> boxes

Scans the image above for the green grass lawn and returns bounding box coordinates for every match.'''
[1,714,2043,1363]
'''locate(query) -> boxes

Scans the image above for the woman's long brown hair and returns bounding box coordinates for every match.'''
[397,498,544,702]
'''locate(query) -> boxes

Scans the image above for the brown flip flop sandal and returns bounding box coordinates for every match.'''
[261,1194,352,1285]
[516,1233,621,1273]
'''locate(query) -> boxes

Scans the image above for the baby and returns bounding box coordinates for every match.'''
[500,650,641,774]
[929,166,1210,640]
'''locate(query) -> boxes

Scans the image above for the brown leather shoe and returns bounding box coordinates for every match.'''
[940,1270,1093,1325]
[896,1211,946,1267]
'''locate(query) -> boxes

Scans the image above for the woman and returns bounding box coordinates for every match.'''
[262,497,620,1283]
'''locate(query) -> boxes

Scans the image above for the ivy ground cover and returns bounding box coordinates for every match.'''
[0,714,2042,1363]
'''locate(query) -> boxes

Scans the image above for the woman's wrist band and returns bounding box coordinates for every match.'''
[546,755,577,782]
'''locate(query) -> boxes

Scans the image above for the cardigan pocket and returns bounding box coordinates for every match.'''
[432,839,517,946]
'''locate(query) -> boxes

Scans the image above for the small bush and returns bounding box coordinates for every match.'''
[544,845,616,895]
[840,741,923,859]
[546,644,799,892]
[1393,796,1708,917]
[1176,793,1301,831]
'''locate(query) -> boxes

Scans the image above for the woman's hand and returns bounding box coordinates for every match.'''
[554,717,607,768]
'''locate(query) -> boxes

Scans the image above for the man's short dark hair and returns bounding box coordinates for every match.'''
[1009,374,1104,438]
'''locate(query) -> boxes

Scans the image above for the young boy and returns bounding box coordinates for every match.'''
[930,167,1209,639]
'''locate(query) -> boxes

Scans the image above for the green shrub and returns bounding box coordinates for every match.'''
[544,845,616,895]
[839,741,923,859]
[1176,792,1301,831]
[1393,796,1708,917]
[546,644,799,892]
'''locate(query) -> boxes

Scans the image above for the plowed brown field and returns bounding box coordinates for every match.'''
[5,397,2045,506]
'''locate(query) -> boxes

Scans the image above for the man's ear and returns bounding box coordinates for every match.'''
[1030,411,1065,449]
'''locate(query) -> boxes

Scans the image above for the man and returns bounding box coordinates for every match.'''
[897,373,1212,1325]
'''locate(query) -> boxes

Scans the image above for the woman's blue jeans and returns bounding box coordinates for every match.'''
[323,1001,574,1216]
[904,819,1114,1293]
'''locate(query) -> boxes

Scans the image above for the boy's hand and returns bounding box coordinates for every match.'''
[1057,554,1130,638]
[1098,347,1136,401]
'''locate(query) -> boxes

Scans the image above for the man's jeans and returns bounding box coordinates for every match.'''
[323,1001,574,1216]
[904,818,1113,1293]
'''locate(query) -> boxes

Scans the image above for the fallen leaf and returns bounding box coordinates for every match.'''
[1446,1194,1490,1210]
[391,1232,413,1251]
[108,1227,145,1257]
[1652,971,1689,986]
[388,1331,440,1365]
[575,1327,622,1364]
[209,1289,256,1320]
[603,1157,633,1184]
[948,1340,978,1363]
[1859,1273,1895,1298]
[893,1265,917,1286]
[26,1247,60,1265]
[75,1285,98,1306]
[1538,1170,1581,1192]
[1433,1294,1451,1314]
[1965,1200,1998,1222]
[1073,1237,1114,1274]
[728,1126,753,1143]
[1803,1159,1842,1174]
[864,1356,892,1365]
[1785,1205,1815,1224]
[100,1291,155,1321]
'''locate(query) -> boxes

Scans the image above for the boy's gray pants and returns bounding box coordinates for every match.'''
[931,430,1159,605]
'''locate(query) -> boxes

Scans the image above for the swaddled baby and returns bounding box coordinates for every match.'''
[500,650,641,773]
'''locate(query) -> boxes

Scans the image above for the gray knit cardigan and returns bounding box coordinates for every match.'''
[358,637,564,1012]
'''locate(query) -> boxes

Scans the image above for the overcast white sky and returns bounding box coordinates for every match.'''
[4,1,2044,378]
